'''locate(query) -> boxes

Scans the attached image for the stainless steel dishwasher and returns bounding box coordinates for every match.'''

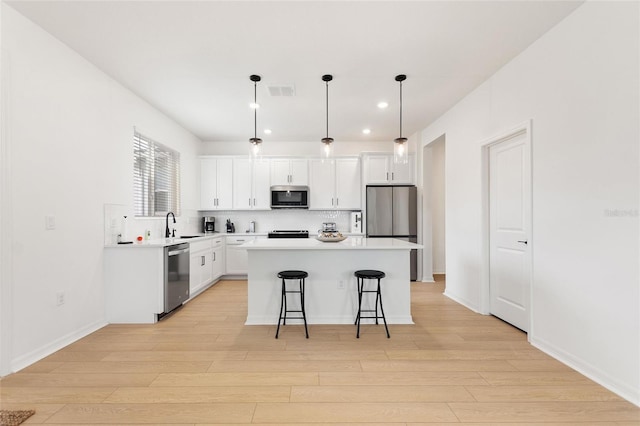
[162,243,190,318]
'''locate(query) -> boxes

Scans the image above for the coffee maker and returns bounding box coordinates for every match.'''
[203,216,216,233]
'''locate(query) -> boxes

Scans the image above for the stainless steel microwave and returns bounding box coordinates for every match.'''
[270,186,309,209]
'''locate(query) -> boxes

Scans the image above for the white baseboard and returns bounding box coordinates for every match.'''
[421,275,435,283]
[10,319,107,374]
[530,335,640,407]
[443,290,482,314]
[222,274,248,280]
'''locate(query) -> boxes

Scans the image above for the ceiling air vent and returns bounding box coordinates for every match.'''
[267,84,296,97]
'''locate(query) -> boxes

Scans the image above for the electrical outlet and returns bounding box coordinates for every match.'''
[45,215,56,230]
[337,280,345,290]
[56,292,65,306]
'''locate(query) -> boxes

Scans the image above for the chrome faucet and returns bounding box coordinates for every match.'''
[165,212,176,238]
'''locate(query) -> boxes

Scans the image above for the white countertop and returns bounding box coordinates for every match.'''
[244,236,422,250]
[104,233,226,248]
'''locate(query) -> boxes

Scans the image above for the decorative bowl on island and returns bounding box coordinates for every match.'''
[316,231,347,242]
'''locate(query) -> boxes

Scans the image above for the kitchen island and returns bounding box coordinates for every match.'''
[244,237,422,325]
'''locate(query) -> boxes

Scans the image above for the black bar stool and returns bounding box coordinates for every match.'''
[275,270,309,339]
[354,269,390,338]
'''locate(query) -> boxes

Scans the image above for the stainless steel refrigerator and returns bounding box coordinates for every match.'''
[366,185,418,280]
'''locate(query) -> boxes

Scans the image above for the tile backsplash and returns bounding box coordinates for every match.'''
[105,204,360,244]
[200,209,357,235]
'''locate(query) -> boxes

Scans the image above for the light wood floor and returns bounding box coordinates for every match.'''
[2,278,639,425]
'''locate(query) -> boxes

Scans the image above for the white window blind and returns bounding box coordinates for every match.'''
[133,131,181,217]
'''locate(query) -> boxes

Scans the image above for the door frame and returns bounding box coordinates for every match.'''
[0,48,13,376]
[479,120,533,334]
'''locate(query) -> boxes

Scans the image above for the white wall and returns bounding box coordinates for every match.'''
[0,4,202,373]
[420,2,639,404]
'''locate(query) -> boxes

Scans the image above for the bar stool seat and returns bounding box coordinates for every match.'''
[354,269,390,338]
[275,270,309,339]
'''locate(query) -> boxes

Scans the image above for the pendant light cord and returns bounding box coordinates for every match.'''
[254,81,258,139]
[325,80,329,138]
[399,79,403,139]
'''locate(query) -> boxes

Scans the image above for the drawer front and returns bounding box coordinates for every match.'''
[226,235,255,245]
[190,239,213,252]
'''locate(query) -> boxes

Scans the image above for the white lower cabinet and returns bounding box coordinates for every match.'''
[189,239,213,296]
[189,236,224,297]
[225,235,256,275]
[212,237,225,279]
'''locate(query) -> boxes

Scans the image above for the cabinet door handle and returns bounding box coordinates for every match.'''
[392,172,395,180]
[336,198,339,206]
[253,198,256,206]
[201,255,205,266]
[386,172,389,181]
[213,252,216,261]
[517,240,528,245]
[249,197,251,206]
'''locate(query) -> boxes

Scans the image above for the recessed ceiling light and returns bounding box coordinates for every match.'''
[362,128,371,135]
[377,101,388,109]
[249,102,260,109]
[264,129,272,135]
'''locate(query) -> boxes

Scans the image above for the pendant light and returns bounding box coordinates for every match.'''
[249,74,262,160]
[393,74,408,164]
[321,74,334,161]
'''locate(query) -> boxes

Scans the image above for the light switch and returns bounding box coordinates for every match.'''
[45,215,56,230]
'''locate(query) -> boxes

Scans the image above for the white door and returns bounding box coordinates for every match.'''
[309,159,335,209]
[252,161,271,209]
[232,159,253,209]
[199,158,218,209]
[489,132,531,331]
[365,155,390,184]
[390,155,414,184]
[289,159,309,185]
[335,158,361,209]
[270,159,290,185]
[215,159,234,210]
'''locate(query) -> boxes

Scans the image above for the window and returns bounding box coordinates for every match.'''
[133,131,181,217]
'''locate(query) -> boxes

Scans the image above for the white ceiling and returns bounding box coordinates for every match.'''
[7,1,582,143]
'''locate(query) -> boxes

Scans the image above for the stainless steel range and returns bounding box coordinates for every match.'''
[268,230,309,239]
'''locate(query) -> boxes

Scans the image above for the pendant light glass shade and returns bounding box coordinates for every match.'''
[249,75,262,161]
[321,137,334,160]
[393,74,408,164]
[321,74,334,162]
[394,137,408,164]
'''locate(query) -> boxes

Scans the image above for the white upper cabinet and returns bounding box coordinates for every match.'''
[232,159,271,210]
[271,158,308,186]
[335,158,361,209]
[200,157,233,210]
[309,160,334,209]
[363,154,414,184]
[309,157,361,210]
